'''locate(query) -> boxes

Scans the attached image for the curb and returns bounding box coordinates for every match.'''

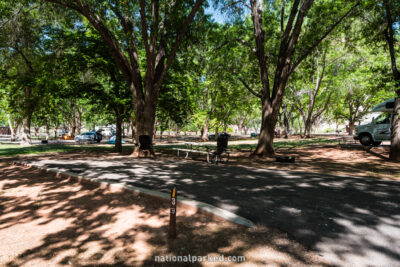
[13,161,255,228]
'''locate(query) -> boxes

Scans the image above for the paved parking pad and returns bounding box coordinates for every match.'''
[23,157,400,266]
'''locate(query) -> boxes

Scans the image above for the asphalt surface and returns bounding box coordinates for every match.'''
[23,157,400,266]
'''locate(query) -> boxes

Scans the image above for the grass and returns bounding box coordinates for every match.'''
[155,137,339,152]
[0,143,116,157]
[230,137,339,151]
[0,137,339,157]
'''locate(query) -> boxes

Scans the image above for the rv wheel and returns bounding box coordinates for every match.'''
[360,134,372,146]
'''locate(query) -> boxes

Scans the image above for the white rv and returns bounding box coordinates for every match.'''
[354,98,395,146]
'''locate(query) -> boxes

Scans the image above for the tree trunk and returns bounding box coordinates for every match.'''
[20,116,31,146]
[131,96,157,157]
[238,122,243,135]
[7,114,17,142]
[34,126,40,137]
[214,126,219,141]
[201,121,208,141]
[390,97,400,161]
[383,0,400,161]
[45,124,50,140]
[54,125,58,139]
[129,116,136,142]
[254,101,279,157]
[70,125,76,139]
[304,119,312,138]
[77,110,82,135]
[348,121,355,136]
[299,120,303,136]
[283,109,290,139]
[115,114,123,153]
[20,87,32,146]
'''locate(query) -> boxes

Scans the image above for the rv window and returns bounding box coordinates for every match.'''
[375,112,390,124]
[385,102,394,109]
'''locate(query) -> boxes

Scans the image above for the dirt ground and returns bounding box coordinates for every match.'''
[238,145,399,180]
[0,164,327,267]
[162,145,399,181]
[1,143,398,266]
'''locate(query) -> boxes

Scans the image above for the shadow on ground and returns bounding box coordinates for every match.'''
[21,154,400,266]
[0,165,324,266]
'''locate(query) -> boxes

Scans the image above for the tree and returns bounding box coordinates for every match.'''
[42,0,206,155]
[289,47,340,137]
[222,0,360,156]
[382,0,400,161]
[0,3,41,145]
[359,0,400,161]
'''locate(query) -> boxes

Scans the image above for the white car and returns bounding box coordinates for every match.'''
[74,132,102,143]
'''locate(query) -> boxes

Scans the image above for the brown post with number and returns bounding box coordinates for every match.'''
[168,187,177,239]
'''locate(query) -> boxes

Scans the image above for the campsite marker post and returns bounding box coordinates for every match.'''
[168,187,177,239]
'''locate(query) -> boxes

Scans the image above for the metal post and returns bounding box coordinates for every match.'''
[168,187,177,239]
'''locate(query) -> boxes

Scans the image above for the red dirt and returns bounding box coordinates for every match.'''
[230,146,399,181]
[162,145,399,181]
[0,164,327,266]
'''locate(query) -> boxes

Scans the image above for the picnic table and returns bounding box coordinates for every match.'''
[173,139,230,164]
[173,142,211,162]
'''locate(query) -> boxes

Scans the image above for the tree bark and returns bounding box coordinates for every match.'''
[45,123,50,140]
[238,122,243,135]
[383,0,400,162]
[304,119,313,138]
[254,99,280,156]
[115,114,123,153]
[77,109,82,135]
[129,116,136,142]
[53,125,58,139]
[34,126,40,137]
[348,121,355,136]
[283,105,290,138]
[201,121,208,141]
[70,124,76,139]
[20,87,32,146]
[6,114,17,141]
[214,126,219,141]
[21,117,31,146]
[131,95,157,156]
[390,98,400,161]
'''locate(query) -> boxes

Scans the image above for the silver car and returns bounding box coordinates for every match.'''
[75,132,101,143]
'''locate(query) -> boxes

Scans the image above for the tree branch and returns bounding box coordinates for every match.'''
[238,77,262,98]
[290,1,360,74]
[154,0,205,91]
[250,0,270,100]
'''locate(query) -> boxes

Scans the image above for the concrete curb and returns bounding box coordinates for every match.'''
[13,161,255,228]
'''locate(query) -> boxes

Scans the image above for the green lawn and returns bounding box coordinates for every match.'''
[0,137,339,157]
[229,137,340,151]
[0,144,116,157]
[155,137,339,152]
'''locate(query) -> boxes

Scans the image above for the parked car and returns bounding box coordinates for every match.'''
[250,132,259,137]
[75,132,102,143]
